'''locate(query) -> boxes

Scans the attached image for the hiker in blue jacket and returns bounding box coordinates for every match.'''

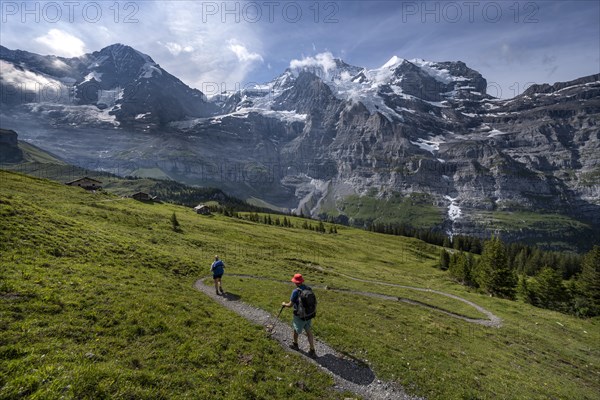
[282,273,316,357]
[211,255,225,295]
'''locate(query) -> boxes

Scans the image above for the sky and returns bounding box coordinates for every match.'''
[1,0,598,98]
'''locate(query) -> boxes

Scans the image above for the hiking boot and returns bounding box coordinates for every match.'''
[289,342,299,351]
[308,349,317,358]
[216,290,220,295]
[219,288,225,294]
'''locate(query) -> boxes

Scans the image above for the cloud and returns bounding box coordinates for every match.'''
[290,52,337,74]
[227,40,263,63]
[160,41,194,56]
[34,29,86,57]
[144,2,267,93]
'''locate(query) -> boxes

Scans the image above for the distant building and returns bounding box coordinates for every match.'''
[194,204,211,215]
[132,192,155,201]
[66,177,102,190]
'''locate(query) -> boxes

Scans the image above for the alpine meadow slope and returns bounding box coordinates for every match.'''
[1,170,599,399]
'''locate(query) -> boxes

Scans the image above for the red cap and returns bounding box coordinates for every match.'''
[291,274,304,284]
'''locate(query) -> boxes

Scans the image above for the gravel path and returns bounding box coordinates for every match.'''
[194,278,423,400]
[193,271,502,399]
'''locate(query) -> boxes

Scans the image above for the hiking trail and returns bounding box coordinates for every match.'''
[194,273,501,399]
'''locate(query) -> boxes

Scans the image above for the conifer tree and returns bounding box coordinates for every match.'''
[531,267,568,311]
[576,246,600,316]
[170,212,180,232]
[318,221,325,233]
[439,249,450,270]
[477,237,517,299]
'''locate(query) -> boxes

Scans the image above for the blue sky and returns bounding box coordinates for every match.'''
[1,0,598,98]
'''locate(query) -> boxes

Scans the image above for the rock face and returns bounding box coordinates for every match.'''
[1,45,599,249]
[0,128,23,163]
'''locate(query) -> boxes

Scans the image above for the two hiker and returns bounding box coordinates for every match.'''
[211,255,225,295]
[282,273,317,357]
[207,260,317,357]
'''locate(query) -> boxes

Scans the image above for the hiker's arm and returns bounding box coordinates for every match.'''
[282,301,292,307]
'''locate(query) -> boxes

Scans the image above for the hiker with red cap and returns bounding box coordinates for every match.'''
[282,273,317,357]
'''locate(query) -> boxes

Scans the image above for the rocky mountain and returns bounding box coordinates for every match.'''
[0,44,217,127]
[0,128,22,163]
[1,45,598,250]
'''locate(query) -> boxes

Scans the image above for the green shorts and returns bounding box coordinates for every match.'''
[292,315,312,334]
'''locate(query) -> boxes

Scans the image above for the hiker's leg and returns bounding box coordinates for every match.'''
[214,278,219,294]
[293,330,299,345]
[306,329,315,351]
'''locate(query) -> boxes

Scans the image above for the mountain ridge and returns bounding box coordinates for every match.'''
[1,44,598,250]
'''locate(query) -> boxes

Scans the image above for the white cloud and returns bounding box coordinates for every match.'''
[290,52,337,74]
[227,40,263,63]
[34,29,86,57]
[149,2,266,92]
[160,41,194,56]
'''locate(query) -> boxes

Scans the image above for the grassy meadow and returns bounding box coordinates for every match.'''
[1,170,598,399]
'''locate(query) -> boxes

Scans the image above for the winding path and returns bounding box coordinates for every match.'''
[323,270,502,328]
[194,277,421,400]
[194,272,501,399]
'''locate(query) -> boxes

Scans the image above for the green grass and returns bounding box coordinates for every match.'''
[0,171,343,400]
[18,142,67,165]
[1,170,599,399]
[334,192,444,228]
[130,167,172,180]
[471,210,595,251]
[245,197,286,212]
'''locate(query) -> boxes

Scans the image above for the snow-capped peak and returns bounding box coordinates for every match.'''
[381,55,404,69]
[288,52,363,82]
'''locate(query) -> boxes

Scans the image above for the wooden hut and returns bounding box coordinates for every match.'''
[193,204,211,215]
[132,192,155,201]
[66,177,102,190]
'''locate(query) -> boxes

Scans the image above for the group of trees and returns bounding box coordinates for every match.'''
[366,222,487,254]
[234,213,338,234]
[440,240,600,317]
[367,222,451,247]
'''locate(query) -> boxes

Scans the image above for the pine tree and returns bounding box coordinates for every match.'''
[449,251,469,283]
[170,212,180,232]
[576,246,600,316]
[525,248,543,276]
[531,267,568,311]
[443,237,451,248]
[318,221,325,233]
[514,248,528,275]
[477,237,517,299]
[470,237,482,254]
[439,249,450,270]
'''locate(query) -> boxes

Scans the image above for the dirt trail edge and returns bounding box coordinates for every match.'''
[194,278,423,400]
[329,271,502,328]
